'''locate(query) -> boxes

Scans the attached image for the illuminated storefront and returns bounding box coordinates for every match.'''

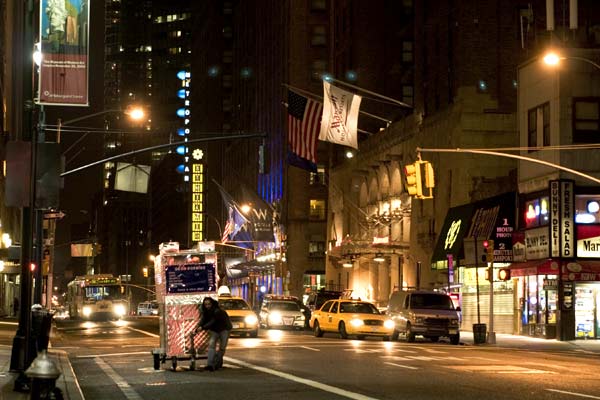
[510,182,600,340]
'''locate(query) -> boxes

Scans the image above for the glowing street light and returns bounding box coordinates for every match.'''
[542,50,600,71]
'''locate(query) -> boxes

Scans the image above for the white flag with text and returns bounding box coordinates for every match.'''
[318,82,361,149]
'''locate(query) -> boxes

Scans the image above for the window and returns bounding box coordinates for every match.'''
[311,25,327,46]
[311,0,326,10]
[311,60,327,81]
[310,166,326,185]
[309,199,326,220]
[402,86,413,106]
[402,41,413,63]
[573,98,600,143]
[524,197,549,228]
[309,241,325,257]
[527,102,550,150]
[528,108,537,150]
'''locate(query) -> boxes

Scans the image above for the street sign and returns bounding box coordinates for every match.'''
[44,211,65,220]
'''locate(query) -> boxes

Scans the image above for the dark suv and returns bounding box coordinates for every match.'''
[305,289,344,313]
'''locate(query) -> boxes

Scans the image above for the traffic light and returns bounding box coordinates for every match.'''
[498,268,511,281]
[404,162,422,197]
[423,161,435,189]
[143,267,149,278]
[482,240,494,263]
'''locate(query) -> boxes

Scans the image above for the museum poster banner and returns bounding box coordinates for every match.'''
[39,0,89,106]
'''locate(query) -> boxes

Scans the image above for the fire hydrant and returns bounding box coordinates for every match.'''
[25,350,62,399]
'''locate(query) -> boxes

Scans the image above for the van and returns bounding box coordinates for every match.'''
[137,301,159,316]
[386,290,460,344]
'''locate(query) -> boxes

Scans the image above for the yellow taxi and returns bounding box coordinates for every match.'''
[218,294,259,338]
[310,299,394,340]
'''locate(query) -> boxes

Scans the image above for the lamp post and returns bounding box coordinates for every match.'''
[542,51,600,71]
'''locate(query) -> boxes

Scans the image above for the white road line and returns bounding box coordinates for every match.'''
[300,346,320,351]
[95,357,143,400]
[78,351,150,359]
[0,321,18,326]
[126,326,160,338]
[383,362,419,370]
[546,389,600,399]
[225,357,382,400]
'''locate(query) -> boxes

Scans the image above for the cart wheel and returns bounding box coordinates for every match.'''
[153,353,160,370]
[171,356,178,371]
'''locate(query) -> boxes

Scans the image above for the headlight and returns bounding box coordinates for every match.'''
[349,318,364,327]
[245,314,258,325]
[82,306,92,317]
[113,304,126,317]
[449,319,459,325]
[384,320,395,329]
[269,312,283,324]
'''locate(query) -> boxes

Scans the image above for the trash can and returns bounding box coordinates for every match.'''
[31,305,53,353]
[472,323,487,344]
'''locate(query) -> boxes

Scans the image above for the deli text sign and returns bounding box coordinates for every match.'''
[549,180,575,259]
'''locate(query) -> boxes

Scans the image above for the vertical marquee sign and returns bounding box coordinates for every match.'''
[39,0,90,105]
[176,70,191,182]
[190,149,205,242]
[549,180,575,259]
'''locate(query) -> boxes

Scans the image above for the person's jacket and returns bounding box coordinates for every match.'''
[198,297,232,333]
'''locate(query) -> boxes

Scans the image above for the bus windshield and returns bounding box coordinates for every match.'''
[85,286,119,301]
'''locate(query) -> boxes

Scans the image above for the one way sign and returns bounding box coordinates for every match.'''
[44,211,65,220]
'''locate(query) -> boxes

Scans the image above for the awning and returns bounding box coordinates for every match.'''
[431,192,517,268]
[508,259,556,277]
[430,203,475,267]
[226,260,276,279]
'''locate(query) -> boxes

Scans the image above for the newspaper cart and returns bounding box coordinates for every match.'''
[151,241,218,371]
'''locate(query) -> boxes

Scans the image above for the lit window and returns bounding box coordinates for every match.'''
[309,199,326,220]
[309,241,325,257]
[310,167,326,185]
[402,41,413,63]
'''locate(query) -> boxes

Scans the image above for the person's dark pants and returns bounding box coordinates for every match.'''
[207,330,229,369]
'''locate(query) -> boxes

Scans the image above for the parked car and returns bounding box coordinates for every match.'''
[259,298,305,329]
[386,290,460,344]
[310,299,394,340]
[218,294,259,338]
[137,301,159,316]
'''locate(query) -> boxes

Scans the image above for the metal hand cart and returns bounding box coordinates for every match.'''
[151,242,218,371]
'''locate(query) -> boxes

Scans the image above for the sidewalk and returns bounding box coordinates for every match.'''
[0,329,83,400]
[460,330,600,353]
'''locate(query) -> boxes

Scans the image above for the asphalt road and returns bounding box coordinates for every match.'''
[27,317,597,400]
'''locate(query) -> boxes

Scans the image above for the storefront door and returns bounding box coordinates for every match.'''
[574,283,600,339]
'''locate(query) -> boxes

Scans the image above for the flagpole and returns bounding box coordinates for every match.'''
[283,83,391,125]
[323,77,413,109]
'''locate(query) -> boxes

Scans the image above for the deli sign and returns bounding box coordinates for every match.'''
[549,180,574,259]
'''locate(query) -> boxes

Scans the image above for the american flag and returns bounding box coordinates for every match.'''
[221,215,233,243]
[287,90,322,164]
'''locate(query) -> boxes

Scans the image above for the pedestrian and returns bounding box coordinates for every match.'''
[196,296,232,371]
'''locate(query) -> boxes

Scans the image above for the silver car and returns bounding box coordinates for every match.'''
[259,300,305,329]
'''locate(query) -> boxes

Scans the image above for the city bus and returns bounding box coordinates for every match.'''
[67,274,129,320]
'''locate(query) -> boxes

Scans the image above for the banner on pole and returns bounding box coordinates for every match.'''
[318,82,361,149]
[39,0,90,106]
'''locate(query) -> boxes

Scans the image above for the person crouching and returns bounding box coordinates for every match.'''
[197,297,232,371]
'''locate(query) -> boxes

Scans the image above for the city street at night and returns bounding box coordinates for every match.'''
[2,319,598,400]
[4,1,600,399]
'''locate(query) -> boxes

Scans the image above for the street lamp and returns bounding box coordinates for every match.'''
[542,51,600,71]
